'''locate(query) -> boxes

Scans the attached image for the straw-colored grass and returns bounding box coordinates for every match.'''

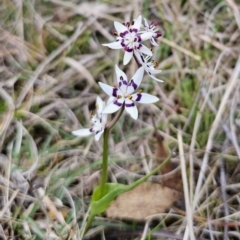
[1,0,240,239]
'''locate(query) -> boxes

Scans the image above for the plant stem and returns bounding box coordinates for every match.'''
[106,103,125,129]
[99,105,125,198]
[99,128,110,198]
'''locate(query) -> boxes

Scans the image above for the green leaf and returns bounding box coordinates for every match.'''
[90,156,170,217]
[90,183,128,216]
[83,157,170,234]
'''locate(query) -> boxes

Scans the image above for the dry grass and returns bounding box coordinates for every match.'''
[1,0,240,239]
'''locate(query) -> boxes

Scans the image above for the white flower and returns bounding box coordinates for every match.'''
[102,15,153,65]
[72,97,107,141]
[98,65,159,120]
[135,51,164,82]
[141,18,162,46]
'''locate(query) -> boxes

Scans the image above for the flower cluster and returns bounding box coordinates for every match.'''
[103,15,163,82]
[72,15,163,140]
[72,97,107,141]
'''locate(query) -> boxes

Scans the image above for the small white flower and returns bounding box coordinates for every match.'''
[135,51,164,82]
[98,65,159,120]
[72,97,107,141]
[141,18,162,46]
[102,15,153,65]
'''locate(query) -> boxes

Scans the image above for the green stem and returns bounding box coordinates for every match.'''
[99,105,125,199]
[106,103,125,129]
[99,128,110,198]
[83,214,94,236]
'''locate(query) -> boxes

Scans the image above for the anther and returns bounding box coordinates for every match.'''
[112,30,118,36]
[153,60,159,68]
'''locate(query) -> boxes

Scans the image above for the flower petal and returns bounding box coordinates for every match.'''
[134,50,142,63]
[107,96,116,105]
[72,128,92,137]
[102,98,124,114]
[123,51,133,65]
[143,18,149,28]
[140,32,153,41]
[114,21,129,34]
[137,44,152,56]
[96,96,105,113]
[150,38,158,46]
[98,82,120,98]
[102,113,108,124]
[147,73,164,82]
[126,67,144,94]
[115,65,128,86]
[102,41,122,49]
[95,129,104,141]
[147,68,162,74]
[132,15,142,31]
[132,92,159,103]
[125,99,138,120]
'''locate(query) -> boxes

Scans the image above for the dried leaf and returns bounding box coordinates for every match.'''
[106,182,182,220]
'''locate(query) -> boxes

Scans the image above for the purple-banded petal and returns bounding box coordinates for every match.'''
[132,92,159,103]
[132,15,142,31]
[95,129,104,141]
[98,82,120,98]
[123,51,133,65]
[126,67,144,95]
[102,98,124,114]
[114,21,129,34]
[140,32,154,41]
[102,41,122,49]
[119,79,128,95]
[125,99,138,120]
[115,65,128,86]
[138,44,153,56]
[72,128,92,137]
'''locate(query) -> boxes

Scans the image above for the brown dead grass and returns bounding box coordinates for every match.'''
[0,0,240,239]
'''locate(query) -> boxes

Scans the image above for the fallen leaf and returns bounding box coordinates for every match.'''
[106,182,182,220]
[106,118,184,221]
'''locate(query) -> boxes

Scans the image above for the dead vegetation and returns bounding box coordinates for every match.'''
[0,0,240,239]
